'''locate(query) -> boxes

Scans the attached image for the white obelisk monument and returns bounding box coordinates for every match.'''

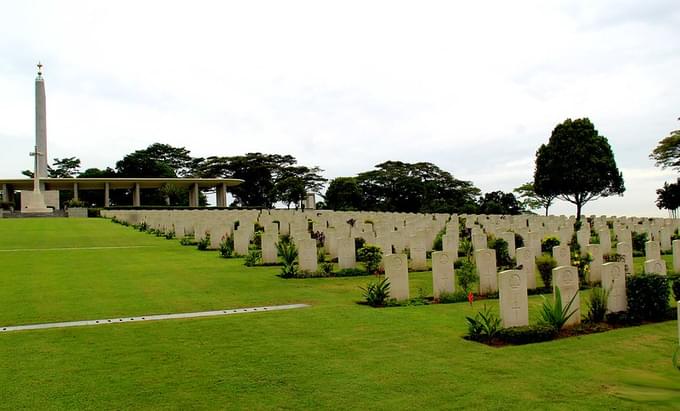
[22,63,51,213]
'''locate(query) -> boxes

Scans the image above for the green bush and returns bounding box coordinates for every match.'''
[495,325,558,345]
[437,290,469,304]
[180,235,197,246]
[488,237,513,269]
[319,262,334,276]
[465,305,501,342]
[541,237,560,253]
[538,287,578,330]
[334,268,368,277]
[672,279,680,302]
[164,228,176,240]
[357,244,383,274]
[458,238,473,260]
[244,249,261,267]
[218,235,234,258]
[277,240,299,278]
[87,208,101,218]
[535,255,557,288]
[585,287,609,323]
[626,274,670,321]
[603,253,624,263]
[514,233,524,248]
[196,233,211,251]
[456,259,478,293]
[573,252,592,284]
[631,231,648,254]
[432,229,445,251]
[360,277,391,307]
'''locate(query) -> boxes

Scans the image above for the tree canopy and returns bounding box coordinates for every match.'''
[650,129,680,171]
[513,181,555,216]
[48,157,81,178]
[194,153,326,208]
[656,178,680,218]
[326,161,479,213]
[477,191,522,215]
[534,118,625,220]
[323,177,363,211]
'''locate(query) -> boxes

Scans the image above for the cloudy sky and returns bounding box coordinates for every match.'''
[1,1,679,216]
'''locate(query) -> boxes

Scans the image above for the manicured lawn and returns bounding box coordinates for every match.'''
[0,218,678,410]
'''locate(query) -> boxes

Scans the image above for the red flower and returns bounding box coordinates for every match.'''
[467,292,474,307]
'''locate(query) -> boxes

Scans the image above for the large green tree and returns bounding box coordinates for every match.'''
[195,153,325,208]
[478,191,522,215]
[354,161,480,213]
[656,178,680,218]
[115,143,202,206]
[323,177,363,211]
[650,126,680,171]
[48,157,81,178]
[533,118,625,220]
[513,181,555,216]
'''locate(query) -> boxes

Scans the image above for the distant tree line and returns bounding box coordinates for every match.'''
[16,116,632,216]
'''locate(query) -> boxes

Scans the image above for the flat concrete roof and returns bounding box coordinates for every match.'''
[0,178,244,191]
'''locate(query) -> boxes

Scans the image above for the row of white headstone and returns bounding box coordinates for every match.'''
[383,254,628,328]
[103,209,680,277]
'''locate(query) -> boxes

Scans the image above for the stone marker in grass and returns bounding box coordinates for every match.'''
[431,251,454,299]
[384,254,409,301]
[602,262,627,313]
[552,266,580,327]
[499,269,528,328]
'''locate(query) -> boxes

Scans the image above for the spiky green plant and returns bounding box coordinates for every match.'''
[360,277,391,307]
[586,286,609,323]
[465,305,501,342]
[277,240,299,278]
[539,287,579,330]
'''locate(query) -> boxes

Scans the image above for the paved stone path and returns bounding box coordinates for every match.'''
[0,304,310,333]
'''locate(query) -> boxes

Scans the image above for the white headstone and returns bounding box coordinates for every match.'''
[471,232,487,251]
[298,238,318,273]
[645,240,661,262]
[552,266,581,327]
[499,232,516,258]
[616,242,634,275]
[598,228,612,253]
[515,247,536,289]
[601,262,627,313]
[673,239,680,274]
[432,251,455,299]
[499,269,529,327]
[384,254,409,301]
[261,233,278,264]
[475,249,497,295]
[552,245,571,268]
[337,238,356,269]
[644,259,667,276]
[584,244,603,283]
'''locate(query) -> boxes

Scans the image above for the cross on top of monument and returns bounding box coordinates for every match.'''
[37,62,43,78]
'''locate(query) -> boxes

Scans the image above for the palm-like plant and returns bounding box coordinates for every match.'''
[360,277,391,306]
[277,239,299,278]
[465,305,501,341]
[539,287,578,330]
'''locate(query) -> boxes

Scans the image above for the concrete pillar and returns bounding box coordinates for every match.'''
[104,182,110,207]
[35,67,48,179]
[189,183,199,207]
[216,183,227,207]
[133,183,141,207]
[73,182,79,201]
[1,184,8,203]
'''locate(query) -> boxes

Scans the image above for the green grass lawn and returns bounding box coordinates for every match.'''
[0,218,678,410]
